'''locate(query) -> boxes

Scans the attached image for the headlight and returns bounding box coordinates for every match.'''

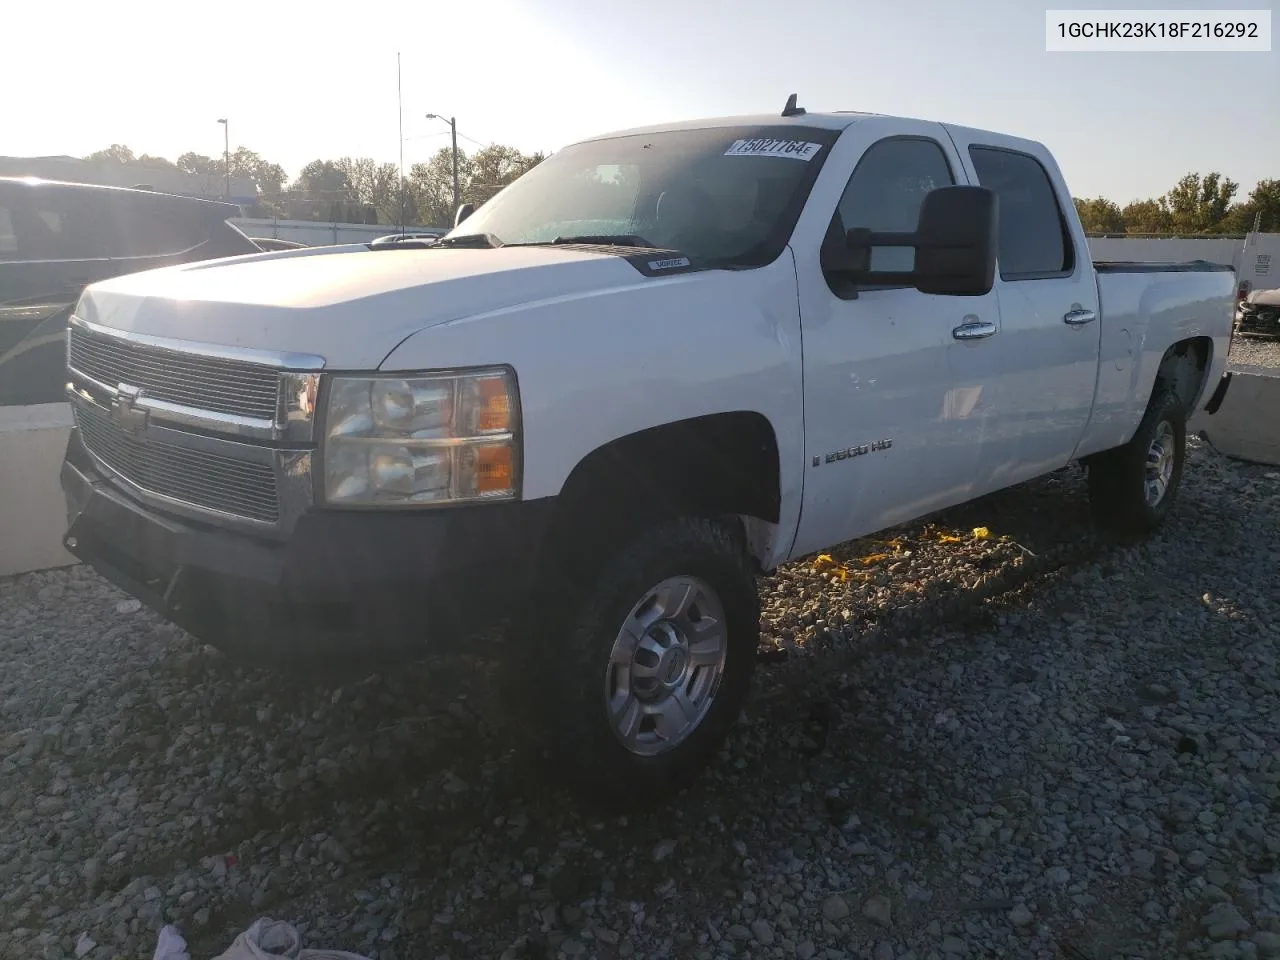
[321,368,519,506]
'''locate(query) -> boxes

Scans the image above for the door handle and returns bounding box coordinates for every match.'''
[952,319,997,341]
[1063,307,1097,326]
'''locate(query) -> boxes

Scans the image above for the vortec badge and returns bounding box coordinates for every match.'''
[111,384,148,434]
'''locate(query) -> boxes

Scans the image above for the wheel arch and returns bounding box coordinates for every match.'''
[540,411,783,574]
[1154,335,1213,413]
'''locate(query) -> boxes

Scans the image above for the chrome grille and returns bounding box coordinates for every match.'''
[75,402,280,524]
[68,325,281,421]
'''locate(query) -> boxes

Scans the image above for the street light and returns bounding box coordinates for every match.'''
[425,112,459,217]
[216,118,230,199]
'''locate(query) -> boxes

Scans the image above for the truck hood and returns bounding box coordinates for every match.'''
[76,244,656,369]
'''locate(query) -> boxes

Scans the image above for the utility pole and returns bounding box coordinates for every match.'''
[426,112,460,214]
[397,53,405,234]
[216,118,230,198]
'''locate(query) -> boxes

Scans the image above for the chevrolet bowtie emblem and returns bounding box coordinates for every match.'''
[112,384,148,434]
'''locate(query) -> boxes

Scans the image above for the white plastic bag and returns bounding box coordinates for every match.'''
[153,925,191,960]
[210,918,371,960]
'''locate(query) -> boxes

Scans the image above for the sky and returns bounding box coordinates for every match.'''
[3,0,1276,204]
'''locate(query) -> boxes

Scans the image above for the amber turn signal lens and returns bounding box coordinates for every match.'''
[474,444,514,494]
[476,376,512,433]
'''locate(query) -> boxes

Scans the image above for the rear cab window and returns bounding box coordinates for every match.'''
[968,146,1075,280]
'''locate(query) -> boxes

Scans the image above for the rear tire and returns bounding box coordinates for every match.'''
[1087,385,1186,537]
[510,516,759,809]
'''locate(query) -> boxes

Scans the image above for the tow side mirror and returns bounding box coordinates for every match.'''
[912,185,998,296]
[821,185,998,297]
[454,202,475,227]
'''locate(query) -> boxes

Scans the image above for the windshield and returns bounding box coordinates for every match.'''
[444,125,841,268]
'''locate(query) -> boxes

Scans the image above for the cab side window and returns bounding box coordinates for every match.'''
[24,188,119,261]
[968,146,1074,279]
[110,196,210,258]
[835,137,956,275]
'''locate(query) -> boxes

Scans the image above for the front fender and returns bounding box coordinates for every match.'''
[378,254,806,565]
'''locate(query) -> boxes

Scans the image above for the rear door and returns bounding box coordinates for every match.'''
[944,130,1101,490]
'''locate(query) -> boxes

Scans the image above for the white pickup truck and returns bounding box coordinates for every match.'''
[60,98,1235,804]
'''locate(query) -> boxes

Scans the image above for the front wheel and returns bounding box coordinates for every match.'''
[1087,385,1186,537]
[518,517,759,807]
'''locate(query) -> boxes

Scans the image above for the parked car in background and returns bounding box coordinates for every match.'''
[251,237,309,251]
[0,177,260,406]
[368,232,442,249]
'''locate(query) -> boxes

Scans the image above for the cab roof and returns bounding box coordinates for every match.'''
[578,111,879,143]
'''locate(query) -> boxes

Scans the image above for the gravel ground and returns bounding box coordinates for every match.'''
[1228,333,1280,370]
[3,438,1279,960]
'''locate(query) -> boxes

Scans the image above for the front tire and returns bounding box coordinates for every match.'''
[1087,385,1186,537]
[518,517,759,808]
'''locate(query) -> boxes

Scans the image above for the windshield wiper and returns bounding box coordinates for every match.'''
[433,232,503,248]
[545,234,657,248]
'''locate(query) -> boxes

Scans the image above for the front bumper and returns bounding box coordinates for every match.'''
[60,429,555,663]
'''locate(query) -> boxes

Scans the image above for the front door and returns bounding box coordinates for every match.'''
[790,121,1005,559]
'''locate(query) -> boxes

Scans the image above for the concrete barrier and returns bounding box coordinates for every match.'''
[0,402,76,576]
[1189,366,1280,467]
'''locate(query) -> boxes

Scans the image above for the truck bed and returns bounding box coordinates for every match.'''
[1074,259,1236,460]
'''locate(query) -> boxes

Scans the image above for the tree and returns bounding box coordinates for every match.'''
[176,152,222,195]
[1073,197,1125,234]
[292,160,354,202]
[1222,179,1280,234]
[409,147,475,227]
[85,144,137,164]
[466,145,544,207]
[1121,198,1173,234]
[1162,172,1238,234]
[229,147,286,197]
[136,153,180,171]
[332,157,406,225]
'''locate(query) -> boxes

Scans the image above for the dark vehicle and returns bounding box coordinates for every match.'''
[0,177,260,406]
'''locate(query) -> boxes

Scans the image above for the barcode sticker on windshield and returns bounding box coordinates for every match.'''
[724,138,822,161]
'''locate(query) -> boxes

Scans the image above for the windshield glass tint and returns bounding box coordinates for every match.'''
[446,125,842,268]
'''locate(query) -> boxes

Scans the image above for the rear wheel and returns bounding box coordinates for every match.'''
[513,516,759,807]
[1087,385,1186,537]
